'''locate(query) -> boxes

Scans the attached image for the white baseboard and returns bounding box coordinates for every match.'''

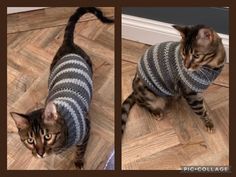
[122,14,229,63]
[7,7,47,14]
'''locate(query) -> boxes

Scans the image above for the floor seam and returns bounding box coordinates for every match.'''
[7,17,114,34]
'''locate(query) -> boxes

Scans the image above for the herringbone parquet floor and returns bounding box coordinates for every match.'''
[122,39,229,170]
[7,7,114,170]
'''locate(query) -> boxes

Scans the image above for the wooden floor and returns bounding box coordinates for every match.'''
[122,39,229,170]
[7,7,114,170]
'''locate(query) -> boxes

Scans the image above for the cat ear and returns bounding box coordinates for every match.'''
[172,25,188,38]
[43,101,58,125]
[10,112,29,130]
[197,28,213,41]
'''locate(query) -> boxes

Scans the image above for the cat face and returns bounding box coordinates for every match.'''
[173,25,225,71]
[10,102,67,158]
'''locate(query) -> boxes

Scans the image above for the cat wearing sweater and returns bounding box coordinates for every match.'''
[122,25,226,136]
[10,7,113,169]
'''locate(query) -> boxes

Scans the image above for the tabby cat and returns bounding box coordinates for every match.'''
[122,25,226,136]
[10,7,113,169]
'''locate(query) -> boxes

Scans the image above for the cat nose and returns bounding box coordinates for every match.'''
[185,63,191,69]
[36,148,45,158]
[184,58,192,69]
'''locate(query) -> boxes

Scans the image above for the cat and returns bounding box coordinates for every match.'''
[122,24,226,136]
[10,7,113,169]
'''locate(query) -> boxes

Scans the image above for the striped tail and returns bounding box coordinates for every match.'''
[122,92,136,136]
[63,7,114,45]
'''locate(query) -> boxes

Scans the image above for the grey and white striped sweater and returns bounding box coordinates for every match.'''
[46,53,92,149]
[137,42,223,97]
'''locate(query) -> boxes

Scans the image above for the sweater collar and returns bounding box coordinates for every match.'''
[175,44,223,84]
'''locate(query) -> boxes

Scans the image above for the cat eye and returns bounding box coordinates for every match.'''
[27,138,34,144]
[44,133,52,140]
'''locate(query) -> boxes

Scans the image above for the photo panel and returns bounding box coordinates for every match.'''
[7,7,115,170]
[121,7,229,171]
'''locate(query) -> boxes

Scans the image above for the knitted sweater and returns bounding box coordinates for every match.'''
[137,42,223,97]
[46,53,93,149]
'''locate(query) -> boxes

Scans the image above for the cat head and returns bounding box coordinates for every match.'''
[10,102,67,158]
[173,24,226,71]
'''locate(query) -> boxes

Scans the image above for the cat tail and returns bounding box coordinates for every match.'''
[63,7,114,45]
[122,92,136,136]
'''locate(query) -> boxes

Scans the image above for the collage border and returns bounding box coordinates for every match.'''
[0,0,233,176]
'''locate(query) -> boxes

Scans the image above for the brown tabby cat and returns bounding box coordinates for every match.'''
[10,7,113,169]
[122,25,226,136]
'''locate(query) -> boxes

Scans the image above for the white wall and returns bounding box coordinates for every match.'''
[7,7,47,14]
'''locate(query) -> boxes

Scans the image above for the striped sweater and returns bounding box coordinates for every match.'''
[137,42,223,97]
[46,53,92,149]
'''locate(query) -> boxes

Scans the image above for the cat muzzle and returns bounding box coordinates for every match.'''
[36,148,45,158]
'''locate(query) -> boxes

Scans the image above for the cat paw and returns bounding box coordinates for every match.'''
[205,121,215,133]
[74,160,84,170]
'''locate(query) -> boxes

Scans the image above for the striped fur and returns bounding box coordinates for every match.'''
[122,92,135,134]
[122,24,226,137]
[63,7,113,45]
[183,91,214,131]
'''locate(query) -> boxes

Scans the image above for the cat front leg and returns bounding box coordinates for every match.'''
[74,118,90,169]
[184,92,214,133]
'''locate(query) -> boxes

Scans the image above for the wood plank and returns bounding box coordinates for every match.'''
[122,130,180,165]
[7,7,114,33]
